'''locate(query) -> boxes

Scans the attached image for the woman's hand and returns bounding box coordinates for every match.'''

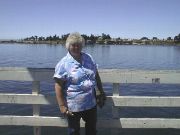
[96,92,106,108]
[59,105,68,114]
[59,105,74,116]
[95,71,106,108]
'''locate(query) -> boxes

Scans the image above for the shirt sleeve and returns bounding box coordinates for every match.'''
[53,60,68,81]
[87,53,98,73]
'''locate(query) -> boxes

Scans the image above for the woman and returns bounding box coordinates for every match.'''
[53,32,106,135]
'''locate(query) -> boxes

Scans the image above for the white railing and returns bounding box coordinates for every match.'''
[0,67,180,135]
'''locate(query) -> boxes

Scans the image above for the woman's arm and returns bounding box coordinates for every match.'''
[95,71,106,108]
[54,78,67,114]
[96,71,105,94]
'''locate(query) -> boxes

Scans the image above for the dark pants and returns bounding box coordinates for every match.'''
[67,106,97,135]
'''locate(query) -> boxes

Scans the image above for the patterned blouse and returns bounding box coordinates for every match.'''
[53,52,97,112]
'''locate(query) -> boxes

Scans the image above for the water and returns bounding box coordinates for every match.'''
[0,44,180,69]
[0,43,180,135]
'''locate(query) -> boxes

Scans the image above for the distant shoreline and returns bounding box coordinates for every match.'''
[1,33,180,46]
[0,40,180,46]
[0,40,65,45]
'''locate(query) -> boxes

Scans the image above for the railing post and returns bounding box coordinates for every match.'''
[111,83,120,135]
[32,81,41,135]
[112,83,120,118]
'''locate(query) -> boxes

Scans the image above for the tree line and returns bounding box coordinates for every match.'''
[23,33,180,45]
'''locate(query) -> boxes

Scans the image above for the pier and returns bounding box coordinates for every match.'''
[0,67,180,135]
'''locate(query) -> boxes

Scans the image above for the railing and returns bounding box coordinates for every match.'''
[0,67,180,135]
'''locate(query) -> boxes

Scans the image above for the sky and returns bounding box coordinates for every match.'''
[0,0,180,40]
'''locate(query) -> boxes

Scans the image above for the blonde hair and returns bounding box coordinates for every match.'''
[65,32,85,49]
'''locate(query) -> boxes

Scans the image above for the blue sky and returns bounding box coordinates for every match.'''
[0,0,180,39]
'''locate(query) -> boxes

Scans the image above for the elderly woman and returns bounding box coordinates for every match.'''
[53,32,106,135]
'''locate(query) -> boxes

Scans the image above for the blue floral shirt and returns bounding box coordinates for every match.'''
[53,52,97,112]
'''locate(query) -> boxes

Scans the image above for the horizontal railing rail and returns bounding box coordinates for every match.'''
[0,67,180,135]
[0,67,180,83]
[1,94,180,107]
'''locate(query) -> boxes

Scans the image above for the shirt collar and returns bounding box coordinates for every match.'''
[66,52,84,64]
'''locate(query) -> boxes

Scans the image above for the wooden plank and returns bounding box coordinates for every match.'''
[1,94,180,107]
[0,67,54,81]
[98,118,180,128]
[0,94,57,104]
[32,81,41,116]
[99,69,180,83]
[112,84,120,118]
[1,116,180,128]
[111,96,180,107]
[111,83,120,135]
[0,67,180,83]
[112,83,120,96]
[32,81,41,135]
[0,116,68,127]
